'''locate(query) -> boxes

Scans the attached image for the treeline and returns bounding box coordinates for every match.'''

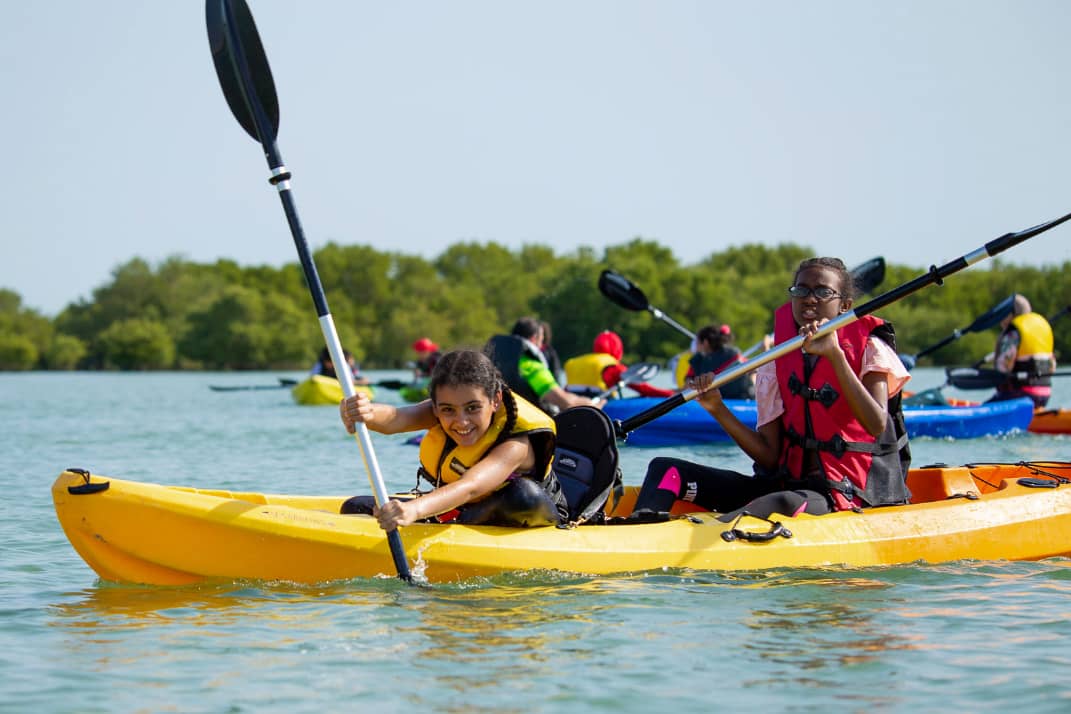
[1,239,1068,371]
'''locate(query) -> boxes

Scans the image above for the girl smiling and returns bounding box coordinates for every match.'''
[339,349,562,529]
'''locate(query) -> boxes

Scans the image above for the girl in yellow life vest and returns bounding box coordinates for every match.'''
[338,349,562,529]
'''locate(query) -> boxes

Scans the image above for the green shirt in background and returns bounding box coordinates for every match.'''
[519,355,558,398]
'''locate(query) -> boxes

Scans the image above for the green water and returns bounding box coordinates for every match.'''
[3,369,1071,712]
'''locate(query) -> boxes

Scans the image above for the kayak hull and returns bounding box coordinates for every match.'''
[291,375,374,406]
[53,462,1071,585]
[1030,408,1071,435]
[398,380,429,403]
[603,396,1036,447]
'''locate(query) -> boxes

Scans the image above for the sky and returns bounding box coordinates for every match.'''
[4,1,1071,317]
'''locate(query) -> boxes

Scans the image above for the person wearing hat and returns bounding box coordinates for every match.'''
[412,337,442,379]
[684,323,755,400]
[564,330,673,398]
[988,294,1056,407]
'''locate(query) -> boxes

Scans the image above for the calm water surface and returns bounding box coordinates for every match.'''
[3,368,1071,712]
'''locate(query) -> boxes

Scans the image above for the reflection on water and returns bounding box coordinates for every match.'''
[33,559,1071,711]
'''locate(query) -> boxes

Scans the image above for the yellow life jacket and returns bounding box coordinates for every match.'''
[564,352,619,391]
[1012,313,1054,357]
[673,350,694,389]
[418,390,556,487]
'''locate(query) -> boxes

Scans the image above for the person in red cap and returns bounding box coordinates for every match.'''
[412,337,441,379]
[564,330,673,398]
[684,323,755,399]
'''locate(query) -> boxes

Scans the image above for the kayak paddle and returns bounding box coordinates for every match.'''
[375,379,412,391]
[848,256,887,297]
[898,294,1015,371]
[205,0,411,582]
[945,366,1071,391]
[614,212,1071,437]
[598,270,696,340]
[594,361,661,400]
[209,377,298,392]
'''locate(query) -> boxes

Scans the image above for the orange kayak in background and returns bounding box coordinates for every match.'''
[1030,407,1071,434]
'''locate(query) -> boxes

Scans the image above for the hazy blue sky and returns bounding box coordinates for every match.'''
[5,1,1070,316]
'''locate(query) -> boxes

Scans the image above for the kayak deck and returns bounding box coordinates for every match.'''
[53,461,1071,585]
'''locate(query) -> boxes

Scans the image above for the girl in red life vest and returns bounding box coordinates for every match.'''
[630,257,912,522]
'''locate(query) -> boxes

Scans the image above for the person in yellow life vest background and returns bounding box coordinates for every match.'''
[564,330,674,398]
[987,294,1055,407]
[683,323,755,400]
[337,349,565,527]
[485,317,598,414]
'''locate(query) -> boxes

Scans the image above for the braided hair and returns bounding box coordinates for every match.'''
[428,350,518,433]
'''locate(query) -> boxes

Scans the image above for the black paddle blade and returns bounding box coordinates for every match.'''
[598,270,650,312]
[850,256,885,296]
[206,0,280,143]
[1049,305,1071,323]
[945,367,1005,390]
[911,294,1015,364]
[965,294,1015,333]
[376,379,409,390]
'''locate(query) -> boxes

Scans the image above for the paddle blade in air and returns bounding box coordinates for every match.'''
[598,270,649,311]
[206,0,280,142]
[851,257,885,296]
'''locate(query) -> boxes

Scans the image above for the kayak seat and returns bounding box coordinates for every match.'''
[550,406,624,525]
[906,466,980,504]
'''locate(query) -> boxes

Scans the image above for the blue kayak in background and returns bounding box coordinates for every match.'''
[602,396,1037,447]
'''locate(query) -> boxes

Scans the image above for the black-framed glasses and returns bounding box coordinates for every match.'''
[788,285,841,300]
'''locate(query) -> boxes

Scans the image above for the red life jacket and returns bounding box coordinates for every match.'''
[773,303,911,511]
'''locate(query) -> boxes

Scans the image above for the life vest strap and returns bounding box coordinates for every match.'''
[787,373,839,408]
[785,427,908,458]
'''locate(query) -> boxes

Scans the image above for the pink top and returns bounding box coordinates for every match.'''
[754,336,911,428]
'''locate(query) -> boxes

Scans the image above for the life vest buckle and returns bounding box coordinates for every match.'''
[786,374,839,407]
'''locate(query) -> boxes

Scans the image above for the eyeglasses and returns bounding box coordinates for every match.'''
[788,285,841,300]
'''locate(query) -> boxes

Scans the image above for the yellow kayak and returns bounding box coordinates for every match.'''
[53,461,1071,585]
[291,375,374,406]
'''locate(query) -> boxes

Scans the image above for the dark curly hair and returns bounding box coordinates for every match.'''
[428,349,505,404]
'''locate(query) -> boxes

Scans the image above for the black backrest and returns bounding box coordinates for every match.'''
[550,406,623,524]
